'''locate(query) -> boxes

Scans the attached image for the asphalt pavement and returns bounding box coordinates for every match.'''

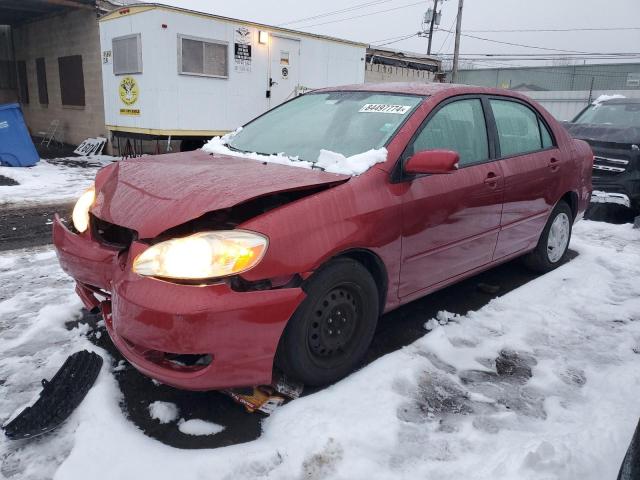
[0,203,73,252]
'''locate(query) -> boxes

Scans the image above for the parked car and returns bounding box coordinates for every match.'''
[564,97,640,215]
[53,83,593,390]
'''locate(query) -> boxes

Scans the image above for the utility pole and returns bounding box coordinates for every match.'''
[426,0,439,55]
[451,0,464,83]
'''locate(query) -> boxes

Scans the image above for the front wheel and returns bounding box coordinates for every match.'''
[523,200,573,273]
[275,258,379,386]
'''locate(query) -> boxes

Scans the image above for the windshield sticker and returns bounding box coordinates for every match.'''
[359,104,412,114]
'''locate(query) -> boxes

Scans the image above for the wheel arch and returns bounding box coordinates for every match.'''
[328,248,389,314]
[560,191,579,220]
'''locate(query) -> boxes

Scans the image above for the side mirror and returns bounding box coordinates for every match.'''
[404,150,459,175]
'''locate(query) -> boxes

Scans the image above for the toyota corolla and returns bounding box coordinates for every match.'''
[53,83,593,390]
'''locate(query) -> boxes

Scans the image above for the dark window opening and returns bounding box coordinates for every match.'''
[17,60,28,104]
[58,55,85,107]
[36,57,48,105]
[0,61,16,90]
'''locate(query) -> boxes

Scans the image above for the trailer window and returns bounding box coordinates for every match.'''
[179,35,228,78]
[113,34,142,75]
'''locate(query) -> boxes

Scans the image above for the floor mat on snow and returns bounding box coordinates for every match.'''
[2,350,103,440]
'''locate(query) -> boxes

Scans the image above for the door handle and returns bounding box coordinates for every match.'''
[549,157,560,172]
[484,171,501,188]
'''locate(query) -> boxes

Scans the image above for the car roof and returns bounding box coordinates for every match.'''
[314,82,530,99]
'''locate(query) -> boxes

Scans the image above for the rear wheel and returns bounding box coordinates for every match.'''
[523,200,573,273]
[276,258,379,386]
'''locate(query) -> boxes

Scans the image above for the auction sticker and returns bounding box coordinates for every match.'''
[359,104,412,114]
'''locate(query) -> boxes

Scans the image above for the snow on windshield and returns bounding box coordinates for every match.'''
[201,129,387,176]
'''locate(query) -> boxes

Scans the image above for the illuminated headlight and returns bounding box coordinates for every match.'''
[72,185,96,233]
[132,231,268,280]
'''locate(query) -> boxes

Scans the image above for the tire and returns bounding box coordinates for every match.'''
[523,200,573,273]
[276,258,379,386]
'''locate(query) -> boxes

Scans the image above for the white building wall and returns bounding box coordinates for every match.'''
[100,7,366,135]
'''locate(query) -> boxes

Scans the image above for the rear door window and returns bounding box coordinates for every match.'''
[411,98,489,167]
[490,99,544,157]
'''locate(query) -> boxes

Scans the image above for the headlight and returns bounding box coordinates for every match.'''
[72,185,96,233]
[132,231,268,280]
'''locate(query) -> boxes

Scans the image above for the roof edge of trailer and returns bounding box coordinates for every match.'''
[99,3,370,48]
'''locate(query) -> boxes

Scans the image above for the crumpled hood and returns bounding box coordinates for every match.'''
[92,150,348,239]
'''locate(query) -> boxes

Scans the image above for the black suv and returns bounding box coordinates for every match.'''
[564,97,640,215]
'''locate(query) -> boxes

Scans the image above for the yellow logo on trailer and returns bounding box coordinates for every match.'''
[119,76,139,105]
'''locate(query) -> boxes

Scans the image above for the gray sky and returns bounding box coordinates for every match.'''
[161,0,640,67]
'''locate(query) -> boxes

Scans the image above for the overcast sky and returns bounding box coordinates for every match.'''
[161,0,640,67]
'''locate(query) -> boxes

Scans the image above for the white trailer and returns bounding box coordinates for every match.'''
[98,4,367,150]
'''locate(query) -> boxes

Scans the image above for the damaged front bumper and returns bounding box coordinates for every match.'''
[52,215,305,390]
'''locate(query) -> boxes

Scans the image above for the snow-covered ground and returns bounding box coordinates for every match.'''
[1,220,639,480]
[0,156,115,207]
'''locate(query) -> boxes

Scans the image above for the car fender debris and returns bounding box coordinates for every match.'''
[2,350,103,440]
[223,373,303,415]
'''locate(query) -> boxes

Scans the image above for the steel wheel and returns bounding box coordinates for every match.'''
[523,200,573,273]
[307,286,361,368]
[275,258,379,386]
[547,212,570,263]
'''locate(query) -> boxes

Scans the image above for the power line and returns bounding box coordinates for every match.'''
[440,52,640,57]
[293,1,425,29]
[438,29,594,54]
[371,33,420,47]
[371,33,418,44]
[464,26,640,33]
[436,15,457,54]
[277,0,392,26]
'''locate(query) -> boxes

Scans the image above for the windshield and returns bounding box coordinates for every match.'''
[573,102,640,128]
[227,92,423,162]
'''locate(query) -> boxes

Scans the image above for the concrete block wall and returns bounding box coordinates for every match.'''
[13,9,110,152]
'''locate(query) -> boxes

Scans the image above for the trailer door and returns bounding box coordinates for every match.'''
[269,36,300,107]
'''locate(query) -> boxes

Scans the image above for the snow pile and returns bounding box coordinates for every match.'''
[0,156,115,207]
[148,401,179,424]
[592,94,626,106]
[315,149,388,176]
[177,419,225,436]
[424,310,461,331]
[201,131,387,176]
[1,220,640,480]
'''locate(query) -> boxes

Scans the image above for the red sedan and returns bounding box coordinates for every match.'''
[53,83,593,390]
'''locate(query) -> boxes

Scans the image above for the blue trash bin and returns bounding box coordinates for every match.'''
[0,103,40,167]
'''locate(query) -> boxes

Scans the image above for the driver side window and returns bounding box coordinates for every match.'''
[412,98,489,167]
